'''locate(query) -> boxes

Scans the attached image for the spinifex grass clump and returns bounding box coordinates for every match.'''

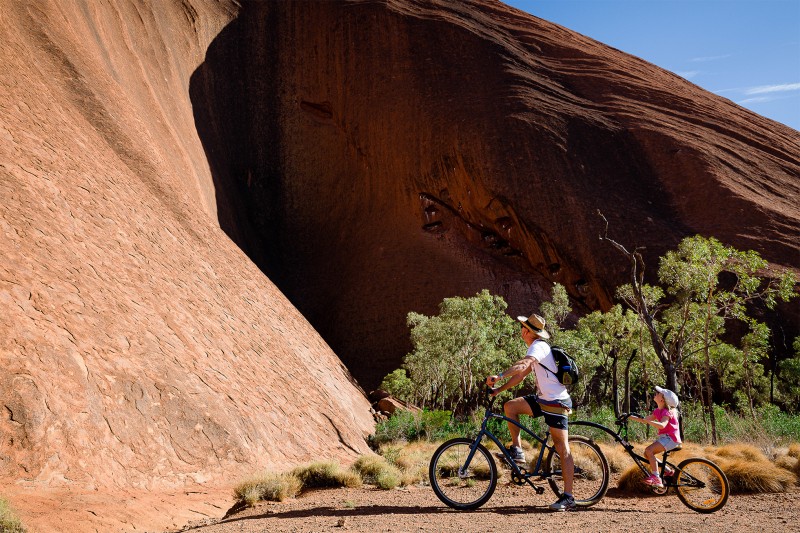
[788,443,800,459]
[379,441,440,486]
[291,461,363,489]
[597,442,633,474]
[616,442,708,494]
[351,455,402,489]
[233,473,303,505]
[234,461,366,507]
[710,443,797,493]
[617,464,651,494]
[616,441,799,495]
[0,498,26,533]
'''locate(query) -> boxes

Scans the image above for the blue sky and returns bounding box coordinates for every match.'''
[503,0,800,131]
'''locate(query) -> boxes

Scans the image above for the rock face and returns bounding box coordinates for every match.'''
[1,0,798,530]
[191,0,799,390]
[0,0,373,520]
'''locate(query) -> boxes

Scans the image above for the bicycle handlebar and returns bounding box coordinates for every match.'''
[616,412,645,424]
[483,385,496,401]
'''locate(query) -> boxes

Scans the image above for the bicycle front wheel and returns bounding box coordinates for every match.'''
[545,434,609,507]
[429,438,497,510]
[674,457,729,513]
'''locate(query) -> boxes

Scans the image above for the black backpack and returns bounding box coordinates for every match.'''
[541,346,579,386]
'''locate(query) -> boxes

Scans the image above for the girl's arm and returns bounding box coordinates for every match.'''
[630,412,659,424]
[633,413,669,429]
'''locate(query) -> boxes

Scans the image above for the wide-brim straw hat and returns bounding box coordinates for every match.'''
[517,313,550,339]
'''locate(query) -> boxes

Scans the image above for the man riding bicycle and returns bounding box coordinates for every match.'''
[486,313,576,511]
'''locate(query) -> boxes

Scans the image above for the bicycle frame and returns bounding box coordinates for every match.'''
[570,418,679,485]
[430,392,613,510]
[463,398,556,485]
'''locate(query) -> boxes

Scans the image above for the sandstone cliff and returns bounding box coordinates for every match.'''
[1,1,373,530]
[191,0,799,389]
[1,0,798,531]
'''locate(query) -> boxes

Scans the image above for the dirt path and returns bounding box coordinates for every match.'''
[175,481,800,533]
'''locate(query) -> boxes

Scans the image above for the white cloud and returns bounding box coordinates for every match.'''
[745,83,800,95]
[690,54,731,63]
[738,96,772,104]
[677,70,700,79]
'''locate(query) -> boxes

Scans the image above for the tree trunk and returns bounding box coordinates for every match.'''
[698,372,709,442]
[743,352,757,419]
[706,366,717,445]
[611,348,620,418]
[624,350,636,415]
[664,360,678,393]
[704,302,718,445]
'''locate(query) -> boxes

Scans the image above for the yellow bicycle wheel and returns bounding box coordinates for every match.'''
[674,457,729,513]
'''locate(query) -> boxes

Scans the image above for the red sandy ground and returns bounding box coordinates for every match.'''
[174,479,800,533]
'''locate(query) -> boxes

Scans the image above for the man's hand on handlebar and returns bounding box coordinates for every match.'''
[485,375,503,397]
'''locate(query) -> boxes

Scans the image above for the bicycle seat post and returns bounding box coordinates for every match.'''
[660,447,679,475]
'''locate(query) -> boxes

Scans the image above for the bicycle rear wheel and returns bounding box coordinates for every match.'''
[545,435,609,507]
[674,457,729,513]
[429,438,497,510]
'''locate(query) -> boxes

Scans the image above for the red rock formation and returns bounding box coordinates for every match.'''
[1,0,798,530]
[0,1,373,530]
[191,0,799,390]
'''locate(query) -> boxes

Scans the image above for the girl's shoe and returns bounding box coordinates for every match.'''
[643,474,663,488]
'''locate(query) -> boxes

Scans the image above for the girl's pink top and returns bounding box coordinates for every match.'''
[653,407,681,443]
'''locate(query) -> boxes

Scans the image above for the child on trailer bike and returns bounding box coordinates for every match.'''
[486,313,576,511]
[630,386,682,488]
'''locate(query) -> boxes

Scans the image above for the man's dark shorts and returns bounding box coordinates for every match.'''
[523,395,573,430]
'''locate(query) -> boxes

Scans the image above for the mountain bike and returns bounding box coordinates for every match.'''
[429,390,609,510]
[570,412,729,513]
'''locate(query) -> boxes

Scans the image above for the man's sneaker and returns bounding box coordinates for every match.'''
[643,473,664,488]
[663,466,675,477]
[549,493,576,511]
[494,445,526,467]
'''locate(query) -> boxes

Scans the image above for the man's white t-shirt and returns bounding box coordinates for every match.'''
[525,339,570,402]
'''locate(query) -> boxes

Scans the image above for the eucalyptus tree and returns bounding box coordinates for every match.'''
[381,290,523,414]
[657,235,796,442]
[599,214,797,442]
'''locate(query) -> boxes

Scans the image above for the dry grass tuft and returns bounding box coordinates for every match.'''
[772,446,800,483]
[775,455,798,474]
[233,472,303,505]
[0,498,26,533]
[787,443,800,459]
[380,441,438,486]
[292,461,363,489]
[716,458,797,493]
[351,455,402,489]
[616,464,652,494]
[597,443,633,474]
[664,442,706,462]
[713,443,768,462]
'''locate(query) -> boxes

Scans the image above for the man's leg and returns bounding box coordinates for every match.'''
[550,427,573,495]
[503,397,533,448]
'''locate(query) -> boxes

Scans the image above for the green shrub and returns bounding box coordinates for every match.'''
[372,409,466,444]
[758,404,800,442]
[679,403,800,445]
[0,498,25,533]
